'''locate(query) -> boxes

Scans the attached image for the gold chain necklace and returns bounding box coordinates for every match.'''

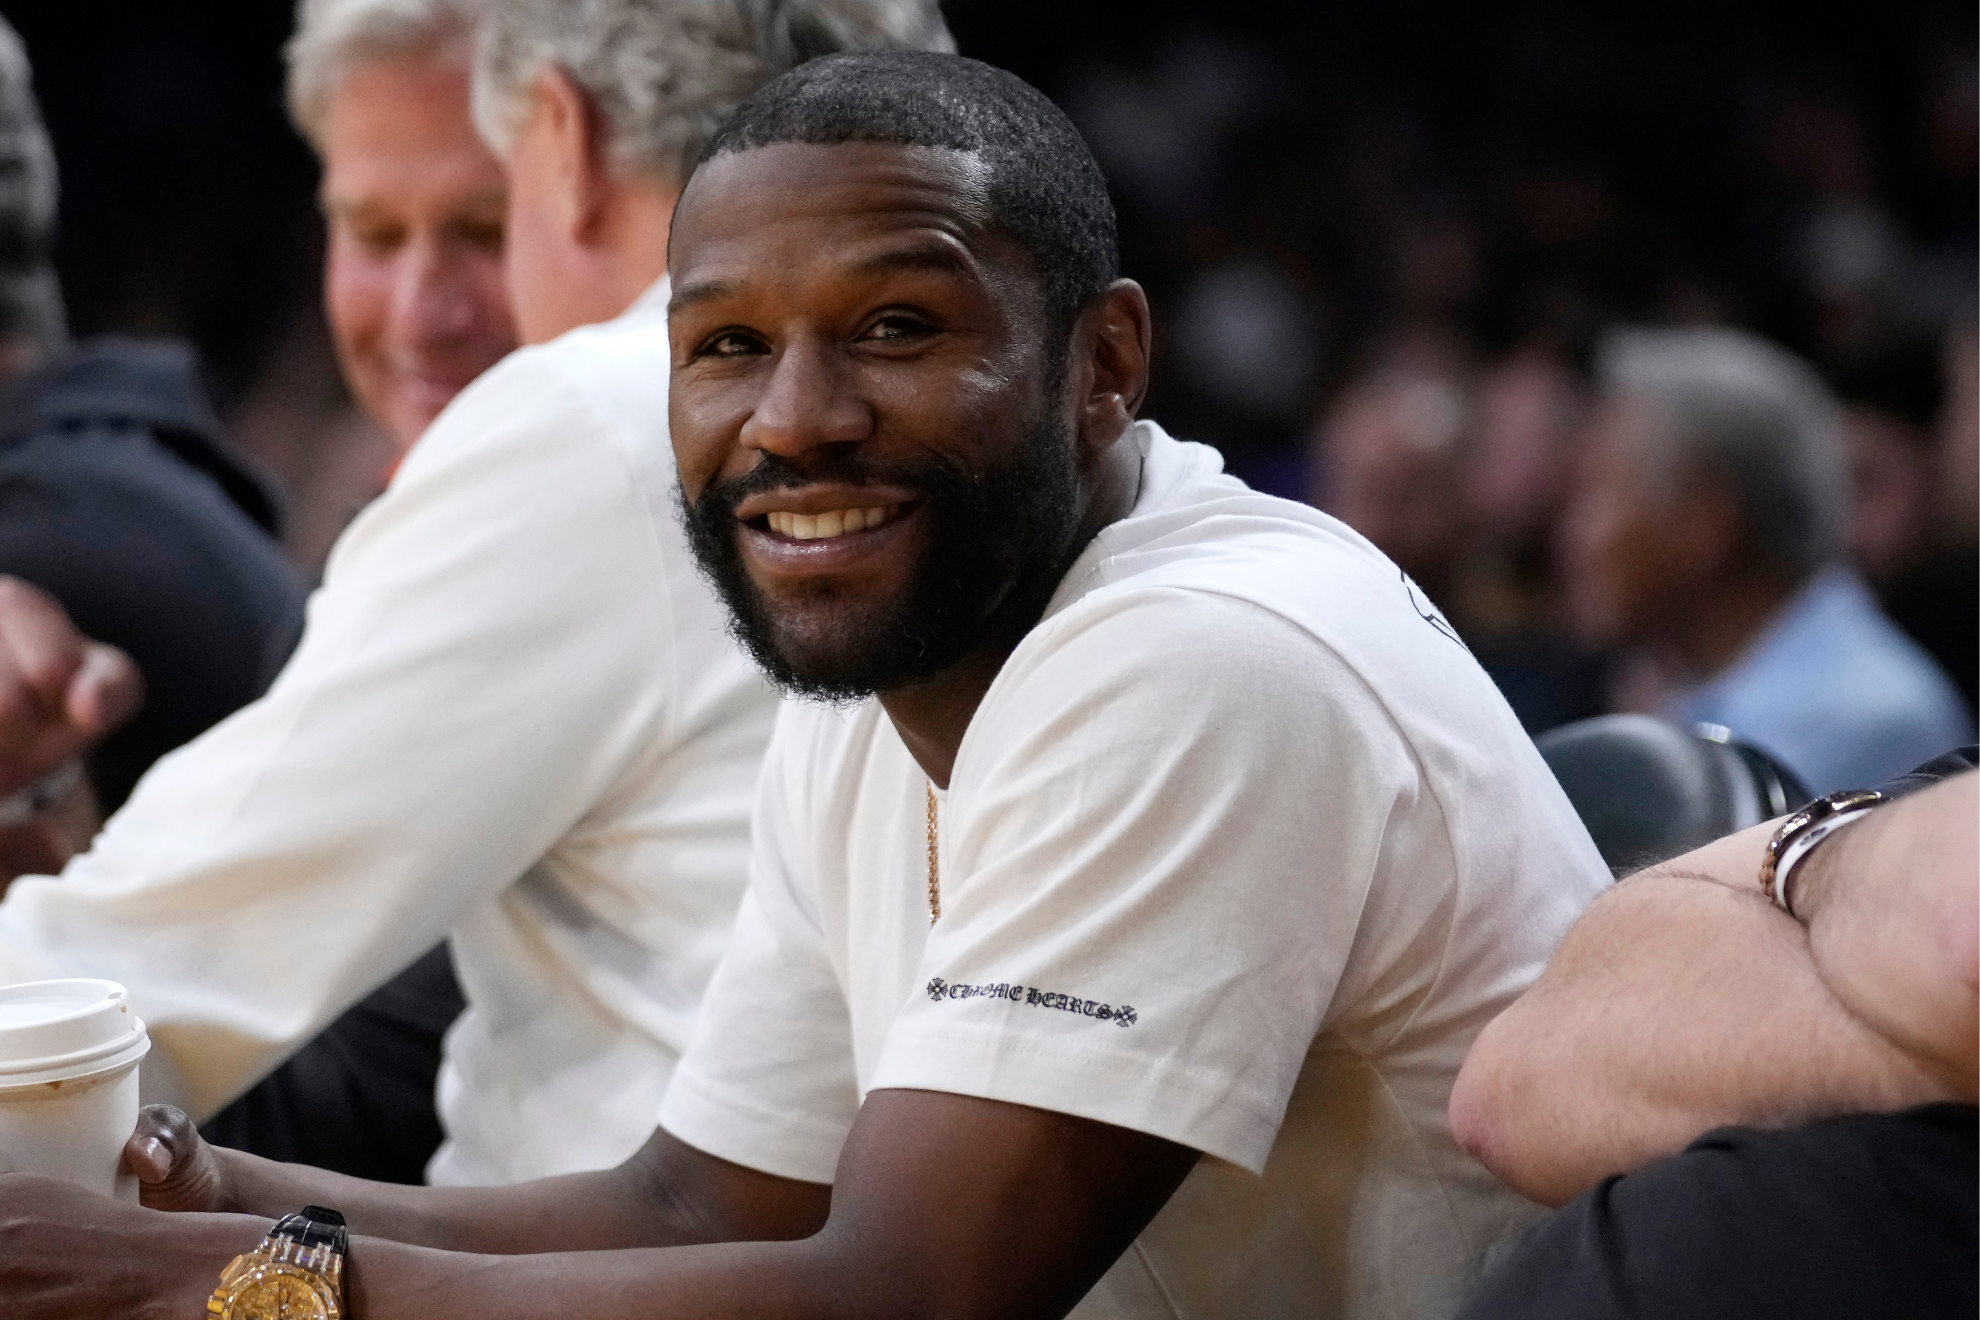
[924,783,941,925]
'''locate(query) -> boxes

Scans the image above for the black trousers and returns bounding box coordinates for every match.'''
[1459,1104,1979,1320]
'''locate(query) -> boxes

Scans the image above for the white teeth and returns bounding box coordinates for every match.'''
[765,505,900,540]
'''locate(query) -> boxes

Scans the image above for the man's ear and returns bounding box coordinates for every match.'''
[1073,279,1152,458]
[530,64,612,242]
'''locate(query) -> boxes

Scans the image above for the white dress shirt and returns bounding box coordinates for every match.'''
[0,279,778,1185]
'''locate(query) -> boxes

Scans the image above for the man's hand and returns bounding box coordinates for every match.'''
[126,1104,235,1214]
[0,576,143,795]
[13,1090,1198,1319]
[0,1171,260,1320]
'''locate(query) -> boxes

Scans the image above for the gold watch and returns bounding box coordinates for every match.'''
[207,1205,347,1319]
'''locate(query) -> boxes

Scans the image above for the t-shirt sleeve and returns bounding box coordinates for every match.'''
[656,707,863,1185]
[870,587,1421,1174]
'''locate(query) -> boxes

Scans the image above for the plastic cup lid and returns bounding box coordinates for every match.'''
[0,979,150,1088]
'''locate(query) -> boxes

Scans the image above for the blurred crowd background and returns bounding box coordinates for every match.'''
[11,0,1977,735]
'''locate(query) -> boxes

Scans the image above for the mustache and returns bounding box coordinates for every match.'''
[699,449,964,514]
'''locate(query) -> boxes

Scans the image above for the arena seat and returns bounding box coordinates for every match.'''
[1536,714,1809,876]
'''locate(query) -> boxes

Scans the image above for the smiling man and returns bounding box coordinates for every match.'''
[294,0,519,453]
[0,52,1607,1320]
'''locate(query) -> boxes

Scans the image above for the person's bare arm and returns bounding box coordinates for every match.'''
[2,1090,1198,1320]
[1448,784,1972,1208]
[127,1102,828,1255]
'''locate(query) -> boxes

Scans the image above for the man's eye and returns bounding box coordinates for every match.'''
[452,219,505,253]
[347,225,405,255]
[700,331,764,358]
[862,315,933,343]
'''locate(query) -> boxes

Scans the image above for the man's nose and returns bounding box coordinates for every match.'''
[391,238,480,350]
[739,337,873,457]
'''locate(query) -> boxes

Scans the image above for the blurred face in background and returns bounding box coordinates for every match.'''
[1557,393,1735,650]
[1308,349,1467,594]
[319,48,519,450]
[1467,345,1584,551]
[1842,402,1934,582]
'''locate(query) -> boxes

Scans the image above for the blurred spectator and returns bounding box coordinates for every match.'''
[0,16,306,864]
[1451,337,1609,732]
[1466,338,1585,597]
[229,0,521,575]
[1558,326,1971,793]
[1307,324,1470,603]
[288,0,517,451]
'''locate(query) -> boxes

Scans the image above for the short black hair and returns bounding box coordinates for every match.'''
[697,50,1119,346]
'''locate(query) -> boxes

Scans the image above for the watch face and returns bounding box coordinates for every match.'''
[226,1267,337,1320]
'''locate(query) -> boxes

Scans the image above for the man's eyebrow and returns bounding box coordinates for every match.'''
[668,244,974,318]
[850,243,977,281]
[321,188,506,220]
[665,244,974,318]
[668,279,739,318]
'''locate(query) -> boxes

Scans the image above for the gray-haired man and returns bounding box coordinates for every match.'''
[287,0,520,458]
[1557,326,1971,793]
[0,0,953,1188]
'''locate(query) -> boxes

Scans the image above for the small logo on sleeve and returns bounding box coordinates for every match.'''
[925,978,1137,1027]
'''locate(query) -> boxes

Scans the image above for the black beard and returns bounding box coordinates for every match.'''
[679,414,1082,703]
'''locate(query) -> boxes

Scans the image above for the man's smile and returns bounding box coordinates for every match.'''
[731,483,928,573]
[765,504,904,540]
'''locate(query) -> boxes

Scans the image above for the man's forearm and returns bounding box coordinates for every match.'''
[213,1147,680,1255]
[195,1123,827,1259]
[1450,865,1957,1206]
[346,1236,833,1320]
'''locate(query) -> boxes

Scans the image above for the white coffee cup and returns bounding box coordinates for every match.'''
[0,978,151,1200]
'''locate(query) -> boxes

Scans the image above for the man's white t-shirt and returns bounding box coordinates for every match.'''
[659,422,1609,1319]
[0,280,778,1185]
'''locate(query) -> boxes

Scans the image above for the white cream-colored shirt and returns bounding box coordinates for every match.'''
[659,422,1609,1319]
[0,280,777,1185]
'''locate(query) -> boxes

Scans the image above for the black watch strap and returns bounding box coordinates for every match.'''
[271,1206,348,1257]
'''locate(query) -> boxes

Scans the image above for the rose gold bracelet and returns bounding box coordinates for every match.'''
[1757,788,1885,917]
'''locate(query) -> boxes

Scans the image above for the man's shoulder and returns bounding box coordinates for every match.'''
[1036,446,1484,714]
[978,428,1554,806]
[1065,424,1433,625]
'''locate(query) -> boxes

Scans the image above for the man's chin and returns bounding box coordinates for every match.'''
[744,611,904,704]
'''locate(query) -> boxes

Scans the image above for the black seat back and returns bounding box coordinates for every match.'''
[1536,714,1809,876]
